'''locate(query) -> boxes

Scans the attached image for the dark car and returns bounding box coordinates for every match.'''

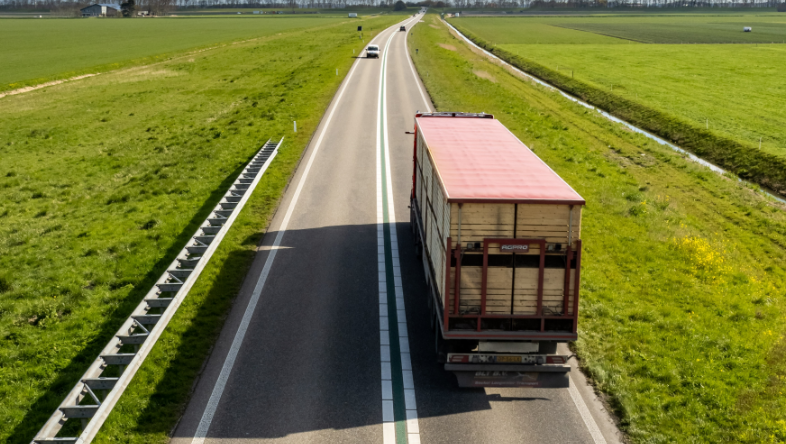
[400,26,406,31]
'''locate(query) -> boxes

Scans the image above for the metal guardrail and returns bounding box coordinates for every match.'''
[32,138,283,444]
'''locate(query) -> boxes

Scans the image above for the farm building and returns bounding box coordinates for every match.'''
[80,4,121,17]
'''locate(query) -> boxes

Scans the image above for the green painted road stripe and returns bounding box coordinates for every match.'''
[379,29,408,444]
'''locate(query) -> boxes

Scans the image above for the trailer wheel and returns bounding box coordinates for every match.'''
[415,242,422,259]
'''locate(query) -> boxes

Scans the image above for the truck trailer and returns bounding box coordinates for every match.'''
[410,112,585,388]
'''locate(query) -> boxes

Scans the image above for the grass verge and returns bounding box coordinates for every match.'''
[412,14,786,443]
[0,16,352,93]
[448,18,786,196]
[0,15,401,444]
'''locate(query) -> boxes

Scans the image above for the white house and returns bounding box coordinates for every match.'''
[81,3,121,17]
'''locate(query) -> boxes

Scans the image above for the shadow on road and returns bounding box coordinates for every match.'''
[150,221,499,441]
[158,220,572,441]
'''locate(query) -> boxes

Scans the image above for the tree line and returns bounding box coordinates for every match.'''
[0,0,782,12]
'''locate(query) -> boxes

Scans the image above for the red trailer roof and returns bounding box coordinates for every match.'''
[416,116,585,205]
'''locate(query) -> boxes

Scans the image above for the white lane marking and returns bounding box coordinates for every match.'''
[403,27,432,112]
[378,25,396,444]
[408,17,609,444]
[189,25,392,444]
[377,15,424,444]
[568,375,608,444]
[431,17,608,444]
[394,17,427,443]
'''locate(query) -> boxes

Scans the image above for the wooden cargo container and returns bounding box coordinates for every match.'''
[410,113,585,342]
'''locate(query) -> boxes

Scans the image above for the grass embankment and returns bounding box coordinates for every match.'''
[412,14,786,442]
[0,15,401,444]
[0,16,348,92]
[449,15,786,195]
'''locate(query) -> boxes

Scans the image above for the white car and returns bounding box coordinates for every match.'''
[366,45,380,58]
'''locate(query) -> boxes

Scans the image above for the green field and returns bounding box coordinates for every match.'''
[0,15,400,444]
[0,16,350,91]
[413,14,786,443]
[561,20,786,43]
[452,14,786,161]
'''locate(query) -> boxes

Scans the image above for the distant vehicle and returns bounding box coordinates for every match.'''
[744,26,752,32]
[366,45,380,58]
[237,12,241,14]
[410,112,584,388]
[400,25,406,31]
[348,12,357,17]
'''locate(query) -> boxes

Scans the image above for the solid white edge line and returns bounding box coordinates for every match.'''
[434,17,608,444]
[403,24,432,113]
[378,22,397,444]
[189,27,387,444]
[379,14,424,444]
[568,375,608,444]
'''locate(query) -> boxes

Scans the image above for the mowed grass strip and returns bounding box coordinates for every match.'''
[0,16,347,92]
[559,21,786,43]
[449,17,786,195]
[412,15,786,443]
[441,18,625,44]
[495,42,786,155]
[453,15,786,158]
[0,15,401,444]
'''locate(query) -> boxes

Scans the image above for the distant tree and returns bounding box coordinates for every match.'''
[120,0,135,16]
[394,0,406,8]
[145,0,175,15]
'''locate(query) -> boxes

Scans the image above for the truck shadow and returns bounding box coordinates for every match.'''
[159,221,567,442]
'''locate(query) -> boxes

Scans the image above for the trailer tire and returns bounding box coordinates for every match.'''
[415,242,422,259]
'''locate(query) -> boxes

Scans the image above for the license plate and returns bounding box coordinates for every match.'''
[496,355,521,363]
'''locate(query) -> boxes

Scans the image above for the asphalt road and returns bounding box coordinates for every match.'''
[172,14,623,444]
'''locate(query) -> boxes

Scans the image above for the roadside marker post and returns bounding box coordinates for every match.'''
[294,121,297,133]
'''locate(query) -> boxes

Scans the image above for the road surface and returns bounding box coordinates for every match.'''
[172,14,623,444]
